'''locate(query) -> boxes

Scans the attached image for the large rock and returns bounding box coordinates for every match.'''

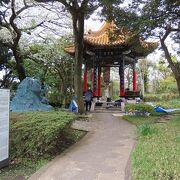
[10,77,53,112]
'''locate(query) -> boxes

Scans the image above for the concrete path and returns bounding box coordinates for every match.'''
[29,113,135,180]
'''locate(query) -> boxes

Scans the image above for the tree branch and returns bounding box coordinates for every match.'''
[9,0,21,45]
[20,20,45,32]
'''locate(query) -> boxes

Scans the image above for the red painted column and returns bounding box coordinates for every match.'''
[93,66,98,97]
[97,67,101,97]
[91,68,93,90]
[83,65,87,93]
[133,69,137,92]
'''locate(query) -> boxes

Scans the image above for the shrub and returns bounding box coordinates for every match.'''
[156,98,180,109]
[10,111,76,160]
[48,91,64,107]
[125,103,154,115]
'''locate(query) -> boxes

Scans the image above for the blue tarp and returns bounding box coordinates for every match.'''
[69,100,78,113]
[154,106,180,113]
[10,77,53,112]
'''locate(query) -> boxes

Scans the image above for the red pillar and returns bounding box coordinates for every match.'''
[83,65,87,93]
[97,67,101,97]
[93,66,98,97]
[91,68,93,90]
[133,70,137,92]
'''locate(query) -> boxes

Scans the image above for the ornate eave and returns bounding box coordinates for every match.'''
[84,21,131,47]
[65,21,158,65]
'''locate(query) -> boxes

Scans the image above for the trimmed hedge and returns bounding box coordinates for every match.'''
[125,103,154,115]
[10,111,76,160]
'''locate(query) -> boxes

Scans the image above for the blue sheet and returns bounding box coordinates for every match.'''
[154,106,180,113]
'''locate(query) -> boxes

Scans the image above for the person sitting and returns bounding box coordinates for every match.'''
[84,88,93,111]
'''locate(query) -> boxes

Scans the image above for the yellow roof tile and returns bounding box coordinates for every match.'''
[84,21,130,46]
[65,21,158,55]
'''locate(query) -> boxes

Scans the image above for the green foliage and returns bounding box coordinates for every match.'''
[157,76,178,94]
[25,37,74,107]
[115,0,179,38]
[137,123,156,136]
[125,103,154,114]
[114,0,180,96]
[156,99,180,109]
[0,111,85,179]
[112,80,120,100]
[48,91,64,107]
[144,94,179,103]
[10,111,76,160]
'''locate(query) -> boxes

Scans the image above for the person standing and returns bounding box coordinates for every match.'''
[84,88,93,111]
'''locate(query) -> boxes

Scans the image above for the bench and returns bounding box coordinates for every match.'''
[125,91,140,99]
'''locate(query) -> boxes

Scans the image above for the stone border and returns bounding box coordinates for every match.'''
[0,158,9,169]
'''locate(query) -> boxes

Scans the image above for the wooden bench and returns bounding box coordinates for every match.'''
[125,91,140,99]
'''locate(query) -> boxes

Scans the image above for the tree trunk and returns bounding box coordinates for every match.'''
[72,13,85,114]
[175,76,180,97]
[12,45,26,81]
[144,74,148,93]
[160,38,180,97]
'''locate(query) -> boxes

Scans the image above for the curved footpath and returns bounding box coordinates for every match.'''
[29,113,135,180]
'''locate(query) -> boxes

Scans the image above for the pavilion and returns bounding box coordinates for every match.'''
[65,21,158,98]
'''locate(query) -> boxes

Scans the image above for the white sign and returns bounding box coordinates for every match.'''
[0,89,10,167]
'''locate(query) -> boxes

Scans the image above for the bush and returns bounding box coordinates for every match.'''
[10,111,76,160]
[125,103,154,115]
[156,98,180,109]
[48,91,64,107]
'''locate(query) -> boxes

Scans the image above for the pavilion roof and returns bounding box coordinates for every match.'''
[65,21,158,57]
[84,21,130,46]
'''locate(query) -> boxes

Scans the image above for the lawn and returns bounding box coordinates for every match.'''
[123,114,180,180]
[0,111,85,179]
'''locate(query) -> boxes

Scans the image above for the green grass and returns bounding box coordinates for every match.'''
[0,158,50,179]
[156,98,180,108]
[0,111,85,179]
[123,115,180,180]
[123,115,158,125]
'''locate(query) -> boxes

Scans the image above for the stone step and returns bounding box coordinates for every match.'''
[95,107,121,110]
[94,110,122,113]
[94,107,122,113]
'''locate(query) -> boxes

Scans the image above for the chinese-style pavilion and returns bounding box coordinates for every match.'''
[65,21,158,98]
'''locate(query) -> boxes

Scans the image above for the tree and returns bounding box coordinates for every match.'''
[34,0,93,113]
[0,45,16,88]
[137,59,155,95]
[0,0,67,82]
[0,0,15,88]
[114,0,180,96]
[0,0,35,81]
[156,57,173,79]
[25,37,74,107]
[34,0,123,113]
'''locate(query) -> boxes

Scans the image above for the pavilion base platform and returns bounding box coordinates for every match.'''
[93,99,122,113]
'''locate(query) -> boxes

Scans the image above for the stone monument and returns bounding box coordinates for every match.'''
[10,77,53,112]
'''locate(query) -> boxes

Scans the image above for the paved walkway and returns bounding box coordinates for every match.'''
[29,113,135,180]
